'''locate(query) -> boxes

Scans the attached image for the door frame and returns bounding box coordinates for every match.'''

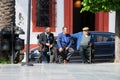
[64,0,109,34]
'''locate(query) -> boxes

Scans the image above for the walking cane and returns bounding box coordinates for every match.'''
[88,42,92,64]
[89,45,92,63]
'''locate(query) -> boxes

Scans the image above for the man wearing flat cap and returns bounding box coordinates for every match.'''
[71,27,94,63]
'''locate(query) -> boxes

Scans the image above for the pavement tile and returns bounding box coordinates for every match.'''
[0,63,120,80]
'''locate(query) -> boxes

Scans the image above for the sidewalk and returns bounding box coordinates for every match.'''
[0,63,120,80]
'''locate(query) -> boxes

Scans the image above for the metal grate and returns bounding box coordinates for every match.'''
[36,0,56,27]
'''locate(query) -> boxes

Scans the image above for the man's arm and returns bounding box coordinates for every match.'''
[49,33,55,47]
[57,33,62,48]
[71,32,81,38]
[39,33,46,45]
[67,35,73,48]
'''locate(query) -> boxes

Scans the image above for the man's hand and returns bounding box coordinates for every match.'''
[65,47,69,51]
[88,42,92,47]
[46,43,50,46]
[59,48,63,52]
[50,44,53,48]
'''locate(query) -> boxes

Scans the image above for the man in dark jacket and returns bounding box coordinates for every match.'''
[57,26,74,64]
[37,27,57,63]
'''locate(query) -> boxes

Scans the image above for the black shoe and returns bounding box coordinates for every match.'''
[81,60,90,64]
[84,61,90,64]
[66,60,69,62]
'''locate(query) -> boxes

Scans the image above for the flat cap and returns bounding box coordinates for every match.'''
[82,27,89,31]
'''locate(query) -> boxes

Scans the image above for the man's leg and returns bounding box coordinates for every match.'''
[43,50,50,63]
[84,48,89,63]
[38,51,42,63]
[59,51,66,60]
[86,47,94,63]
[49,55,54,63]
[79,46,87,63]
[66,48,74,61]
[50,47,58,63]
[58,50,67,63]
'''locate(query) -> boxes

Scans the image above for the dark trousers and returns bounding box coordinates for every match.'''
[79,45,94,63]
[58,48,74,61]
[39,47,57,63]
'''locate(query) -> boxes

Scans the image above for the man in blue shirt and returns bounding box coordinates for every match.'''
[57,27,74,64]
[71,27,94,63]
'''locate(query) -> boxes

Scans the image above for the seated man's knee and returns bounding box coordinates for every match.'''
[68,48,74,54]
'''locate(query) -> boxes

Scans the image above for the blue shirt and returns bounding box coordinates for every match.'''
[57,33,72,48]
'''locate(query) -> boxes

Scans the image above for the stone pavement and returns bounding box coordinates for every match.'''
[0,63,120,80]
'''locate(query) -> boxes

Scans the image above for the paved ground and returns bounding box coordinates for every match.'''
[0,63,120,80]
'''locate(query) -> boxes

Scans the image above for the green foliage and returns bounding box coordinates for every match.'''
[81,0,120,13]
[0,58,10,64]
[0,52,10,64]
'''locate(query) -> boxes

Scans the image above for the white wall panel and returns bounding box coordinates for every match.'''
[109,12,115,33]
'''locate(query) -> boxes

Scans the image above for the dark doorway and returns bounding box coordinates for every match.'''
[73,0,95,33]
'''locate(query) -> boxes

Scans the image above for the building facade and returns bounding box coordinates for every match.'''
[15,0,116,51]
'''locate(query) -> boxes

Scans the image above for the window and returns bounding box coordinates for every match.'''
[94,34,115,42]
[32,0,56,32]
[36,0,56,27]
